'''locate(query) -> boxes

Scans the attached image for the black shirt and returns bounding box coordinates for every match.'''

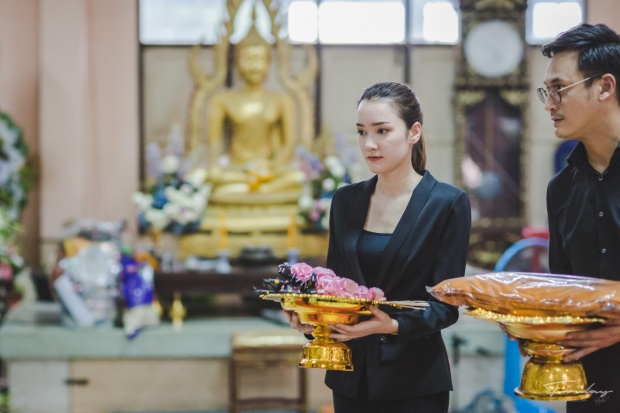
[547,142,620,281]
[357,229,391,287]
[547,141,620,412]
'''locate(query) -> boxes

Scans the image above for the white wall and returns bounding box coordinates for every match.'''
[0,0,139,259]
[38,0,139,242]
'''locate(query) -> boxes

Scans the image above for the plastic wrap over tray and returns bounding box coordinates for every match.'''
[428,272,620,319]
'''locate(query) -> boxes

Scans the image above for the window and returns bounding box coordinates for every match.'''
[139,0,226,45]
[409,0,459,44]
[139,0,584,47]
[287,1,319,43]
[288,0,458,44]
[317,0,406,44]
[526,0,584,45]
[140,0,460,46]
[139,0,277,45]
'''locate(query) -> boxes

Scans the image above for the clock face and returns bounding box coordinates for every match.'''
[464,20,524,78]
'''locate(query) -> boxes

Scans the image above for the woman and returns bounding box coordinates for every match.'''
[286,82,471,413]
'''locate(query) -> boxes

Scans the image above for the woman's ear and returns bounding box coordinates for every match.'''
[409,122,422,144]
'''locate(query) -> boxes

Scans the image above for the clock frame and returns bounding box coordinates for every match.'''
[454,0,530,269]
[456,0,528,89]
[463,20,524,79]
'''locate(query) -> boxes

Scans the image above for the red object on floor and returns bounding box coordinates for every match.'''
[521,226,549,240]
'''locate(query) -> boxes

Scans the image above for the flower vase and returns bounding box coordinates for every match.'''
[149,229,162,263]
[150,230,180,272]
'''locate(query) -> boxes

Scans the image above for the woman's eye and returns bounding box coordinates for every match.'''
[356,130,365,136]
[378,128,388,134]
[552,84,562,91]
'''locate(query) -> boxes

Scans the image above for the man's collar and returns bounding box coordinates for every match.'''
[566,141,588,168]
[567,140,620,170]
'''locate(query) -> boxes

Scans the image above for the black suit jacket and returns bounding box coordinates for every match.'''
[324,171,471,401]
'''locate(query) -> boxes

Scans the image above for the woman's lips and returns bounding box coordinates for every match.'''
[367,156,382,161]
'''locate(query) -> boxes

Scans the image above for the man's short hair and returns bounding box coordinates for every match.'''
[542,23,620,104]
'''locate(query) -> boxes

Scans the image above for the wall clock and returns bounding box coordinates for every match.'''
[464,20,524,78]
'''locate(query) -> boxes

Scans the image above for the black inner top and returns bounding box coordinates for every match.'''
[357,229,391,286]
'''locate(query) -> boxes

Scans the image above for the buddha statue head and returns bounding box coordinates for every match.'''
[235,18,272,86]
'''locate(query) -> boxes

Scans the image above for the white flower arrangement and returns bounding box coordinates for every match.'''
[134,123,212,234]
[0,113,32,317]
[0,207,26,318]
[0,112,33,221]
[0,207,23,276]
[134,143,211,234]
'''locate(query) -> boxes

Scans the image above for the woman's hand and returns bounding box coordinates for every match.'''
[328,305,398,342]
[283,310,314,335]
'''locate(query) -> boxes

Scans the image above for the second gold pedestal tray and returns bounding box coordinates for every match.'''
[261,293,428,371]
[466,307,604,401]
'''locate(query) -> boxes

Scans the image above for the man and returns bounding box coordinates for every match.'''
[540,23,620,412]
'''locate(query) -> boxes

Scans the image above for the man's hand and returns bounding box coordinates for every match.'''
[559,318,620,362]
[283,310,314,335]
[328,305,398,342]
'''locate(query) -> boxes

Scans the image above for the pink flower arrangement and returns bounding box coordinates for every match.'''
[290,262,315,282]
[0,263,12,281]
[288,262,385,301]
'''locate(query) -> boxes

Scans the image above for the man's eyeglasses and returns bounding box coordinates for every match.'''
[537,74,602,104]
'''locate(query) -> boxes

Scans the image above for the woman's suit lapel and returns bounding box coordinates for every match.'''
[375,172,436,288]
[341,172,436,287]
[342,176,377,285]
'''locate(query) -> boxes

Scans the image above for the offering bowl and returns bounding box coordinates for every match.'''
[466,307,603,401]
[261,293,427,371]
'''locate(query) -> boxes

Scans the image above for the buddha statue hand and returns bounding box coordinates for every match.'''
[245,159,274,192]
[205,157,304,200]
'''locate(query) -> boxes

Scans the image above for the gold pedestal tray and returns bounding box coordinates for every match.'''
[466,308,603,401]
[261,293,427,371]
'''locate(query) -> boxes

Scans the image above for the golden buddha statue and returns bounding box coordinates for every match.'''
[180,0,322,258]
[204,24,304,203]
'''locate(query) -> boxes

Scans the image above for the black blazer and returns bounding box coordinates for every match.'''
[324,171,471,401]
